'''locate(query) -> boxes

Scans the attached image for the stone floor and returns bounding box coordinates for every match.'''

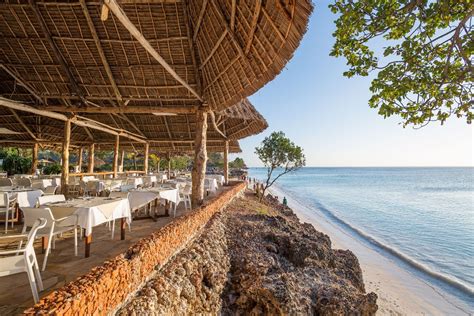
[0,186,230,315]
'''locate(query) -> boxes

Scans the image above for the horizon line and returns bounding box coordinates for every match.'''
[247,165,474,168]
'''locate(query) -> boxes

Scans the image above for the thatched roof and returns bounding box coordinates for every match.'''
[0,0,312,112]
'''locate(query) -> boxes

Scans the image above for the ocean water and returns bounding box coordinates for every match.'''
[249,167,474,309]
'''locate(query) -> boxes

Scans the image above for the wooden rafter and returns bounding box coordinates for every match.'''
[163,117,176,150]
[0,97,146,143]
[28,0,87,105]
[210,0,246,61]
[9,109,38,140]
[104,0,203,101]
[192,0,208,41]
[79,0,123,105]
[230,0,237,31]
[245,0,262,54]
[42,105,197,114]
[0,65,44,104]
[183,0,202,94]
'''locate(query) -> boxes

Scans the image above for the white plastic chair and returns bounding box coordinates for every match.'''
[21,207,78,271]
[43,186,59,195]
[0,218,47,303]
[176,185,192,214]
[16,177,32,187]
[0,193,16,233]
[0,178,13,186]
[37,194,66,206]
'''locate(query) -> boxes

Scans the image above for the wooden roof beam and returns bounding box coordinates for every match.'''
[9,109,38,141]
[28,0,87,105]
[162,117,176,150]
[211,0,246,60]
[42,105,197,114]
[104,0,203,102]
[0,97,146,143]
[79,0,123,105]
[0,65,44,104]
[245,0,262,54]
[192,0,208,41]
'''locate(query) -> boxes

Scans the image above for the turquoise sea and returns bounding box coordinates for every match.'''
[249,167,474,310]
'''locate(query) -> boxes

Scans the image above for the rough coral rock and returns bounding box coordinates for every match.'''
[119,193,378,315]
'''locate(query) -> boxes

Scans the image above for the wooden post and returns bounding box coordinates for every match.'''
[191,106,208,207]
[61,119,71,195]
[113,135,119,178]
[223,140,229,185]
[143,143,149,174]
[120,150,125,172]
[77,147,83,173]
[31,143,38,175]
[88,143,95,173]
[167,152,172,180]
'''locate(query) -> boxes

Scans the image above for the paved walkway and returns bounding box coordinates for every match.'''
[0,186,229,314]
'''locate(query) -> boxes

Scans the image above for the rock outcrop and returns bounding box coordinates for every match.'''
[118,192,378,315]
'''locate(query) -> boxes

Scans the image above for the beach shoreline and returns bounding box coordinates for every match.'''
[267,185,472,315]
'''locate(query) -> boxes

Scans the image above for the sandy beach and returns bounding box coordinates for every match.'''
[268,185,472,315]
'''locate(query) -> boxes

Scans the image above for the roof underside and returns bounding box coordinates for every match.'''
[0,0,312,110]
[0,0,310,152]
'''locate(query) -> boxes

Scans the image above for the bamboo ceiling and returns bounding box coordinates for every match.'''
[0,0,309,152]
[0,0,312,111]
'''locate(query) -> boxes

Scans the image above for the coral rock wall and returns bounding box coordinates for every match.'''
[24,182,246,315]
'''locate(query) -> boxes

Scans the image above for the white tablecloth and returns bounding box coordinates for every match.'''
[142,176,157,187]
[128,187,178,210]
[204,178,218,193]
[0,187,43,207]
[49,197,131,236]
[126,177,144,188]
[206,175,225,186]
[31,179,53,190]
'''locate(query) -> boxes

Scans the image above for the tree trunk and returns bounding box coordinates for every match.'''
[61,120,71,195]
[191,107,208,207]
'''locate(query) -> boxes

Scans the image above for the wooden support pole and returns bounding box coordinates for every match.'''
[31,143,38,175]
[61,120,71,195]
[191,107,208,207]
[77,147,83,173]
[143,143,149,174]
[167,153,172,180]
[223,140,229,185]
[120,150,125,172]
[113,135,120,178]
[88,143,95,173]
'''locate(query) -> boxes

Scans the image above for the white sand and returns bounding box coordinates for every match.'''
[267,186,472,315]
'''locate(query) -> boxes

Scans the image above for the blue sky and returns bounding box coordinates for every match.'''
[232,1,473,167]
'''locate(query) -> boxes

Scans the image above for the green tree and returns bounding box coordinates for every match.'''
[229,157,247,169]
[0,148,32,175]
[255,131,305,200]
[330,0,473,127]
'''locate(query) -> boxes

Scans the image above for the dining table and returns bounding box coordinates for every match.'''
[0,186,43,207]
[128,186,178,218]
[47,196,131,257]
